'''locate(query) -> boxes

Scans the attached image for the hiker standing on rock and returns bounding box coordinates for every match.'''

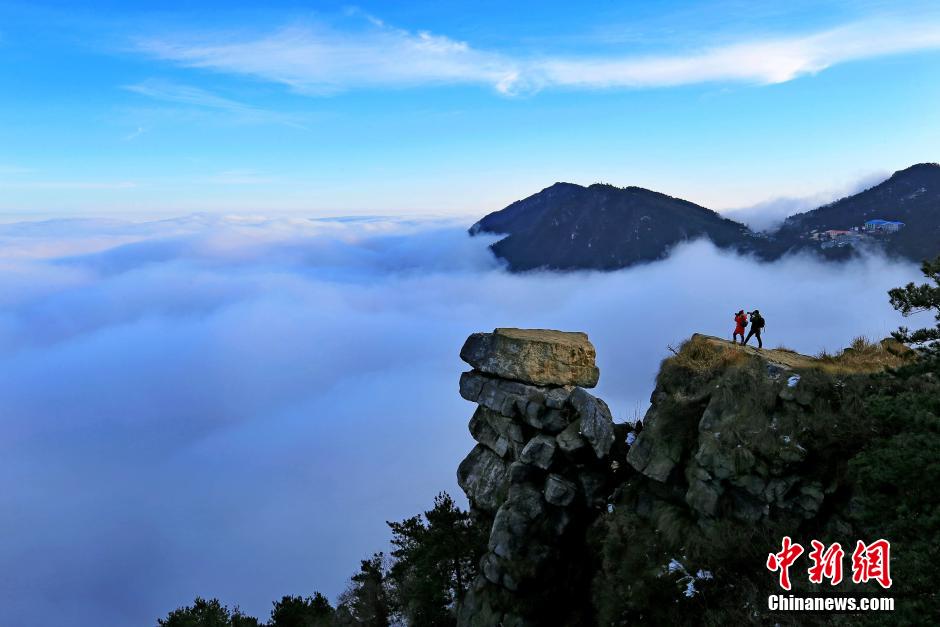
[733,310,748,345]
[744,309,765,349]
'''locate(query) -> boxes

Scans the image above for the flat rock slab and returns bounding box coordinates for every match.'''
[460,328,600,387]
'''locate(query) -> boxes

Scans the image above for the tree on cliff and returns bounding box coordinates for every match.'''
[838,261,940,624]
[333,554,391,627]
[158,594,336,627]
[890,255,940,353]
[158,597,261,627]
[386,492,486,626]
[269,593,335,626]
[156,493,486,627]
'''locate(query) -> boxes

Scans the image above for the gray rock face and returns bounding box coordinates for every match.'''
[508,461,542,484]
[519,434,556,470]
[797,482,825,518]
[626,394,701,482]
[457,444,509,513]
[456,329,615,627]
[570,388,615,459]
[685,479,721,516]
[544,474,578,507]
[522,406,570,434]
[460,328,600,387]
[624,337,861,526]
[469,408,511,458]
[556,419,587,456]
[459,370,572,421]
[469,406,525,459]
[459,331,895,626]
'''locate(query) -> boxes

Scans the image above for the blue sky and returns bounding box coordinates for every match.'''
[1,0,939,217]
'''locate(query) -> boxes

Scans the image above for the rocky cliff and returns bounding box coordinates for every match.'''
[626,334,878,525]
[455,329,624,626]
[455,330,931,626]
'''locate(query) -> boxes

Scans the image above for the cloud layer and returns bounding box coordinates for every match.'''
[721,170,890,231]
[134,15,940,95]
[0,215,927,625]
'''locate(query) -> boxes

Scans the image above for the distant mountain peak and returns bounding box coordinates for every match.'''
[893,162,940,174]
[471,164,940,272]
[470,182,753,271]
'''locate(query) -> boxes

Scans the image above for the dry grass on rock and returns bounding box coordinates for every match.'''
[667,335,749,374]
[667,334,912,377]
[815,336,911,374]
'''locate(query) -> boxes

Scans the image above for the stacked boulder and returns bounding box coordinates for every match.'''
[455,328,618,627]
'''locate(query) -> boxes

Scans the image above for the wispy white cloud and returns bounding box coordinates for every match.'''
[122,126,147,141]
[537,19,940,89]
[133,15,940,95]
[136,24,520,95]
[125,78,260,111]
[721,170,890,232]
[124,79,308,127]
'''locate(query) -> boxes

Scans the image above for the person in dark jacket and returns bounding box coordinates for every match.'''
[733,310,748,345]
[744,309,765,348]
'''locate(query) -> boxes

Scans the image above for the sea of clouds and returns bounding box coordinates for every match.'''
[0,214,926,626]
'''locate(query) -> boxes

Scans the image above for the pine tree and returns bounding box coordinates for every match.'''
[158,597,261,627]
[386,492,486,626]
[334,554,391,627]
[890,255,940,353]
[269,592,334,627]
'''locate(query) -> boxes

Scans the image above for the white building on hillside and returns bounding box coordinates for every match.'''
[864,219,905,233]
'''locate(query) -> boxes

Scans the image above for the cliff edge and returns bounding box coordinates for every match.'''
[455,330,932,626]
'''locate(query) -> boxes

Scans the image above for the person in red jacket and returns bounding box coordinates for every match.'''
[733,310,748,345]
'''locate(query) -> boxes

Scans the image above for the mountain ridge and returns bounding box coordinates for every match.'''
[471,181,758,271]
[472,163,940,270]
